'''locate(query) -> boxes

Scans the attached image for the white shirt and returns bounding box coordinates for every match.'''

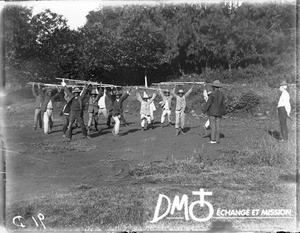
[98,93,106,108]
[164,100,170,110]
[278,89,291,116]
[47,100,53,109]
[150,101,156,112]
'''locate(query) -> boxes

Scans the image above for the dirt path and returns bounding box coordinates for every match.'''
[4,110,269,204]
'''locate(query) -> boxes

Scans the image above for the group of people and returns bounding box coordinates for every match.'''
[31,79,291,143]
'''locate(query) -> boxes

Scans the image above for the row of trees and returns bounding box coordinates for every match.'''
[4,2,297,85]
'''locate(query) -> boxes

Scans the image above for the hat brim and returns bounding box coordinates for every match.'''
[212,84,222,87]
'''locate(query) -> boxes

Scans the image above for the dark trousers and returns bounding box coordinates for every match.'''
[120,112,128,124]
[107,111,113,127]
[209,115,221,142]
[62,114,69,135]
[278,107,288,140]
[34,108,43,129]
[68,110,87,139]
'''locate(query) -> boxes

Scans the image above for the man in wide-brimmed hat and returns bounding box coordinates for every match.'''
[136,88,157,131]
[108,88,131,136]
[41,86,62,134]
[170,82,195,135]
[158,85,175,127]
[277,80,291,141]
[87,87,103,134]
[62,80,89,140]
[202,80,226,144]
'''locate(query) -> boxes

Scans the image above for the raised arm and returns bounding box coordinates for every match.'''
[32,84,37,97]
[158,85,164,97]
[170,86,178,98]
[80,85,88,98]
[93,85,103,103]
[149,92,157,103]
[184,83,195,98]
[120,87,131,102]
[62,86,73,98]
[136,89,142,102]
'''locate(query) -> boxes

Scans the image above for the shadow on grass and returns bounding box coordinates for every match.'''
[121,128,140,136]
[201,133,225,139]
[265,129,281,140]
[89,129,112,138]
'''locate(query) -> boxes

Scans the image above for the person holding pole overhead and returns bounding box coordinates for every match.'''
[31,83,44,130]
[87,85,103,133]
[109,88,131,136]
[41,86,62,134]
[136,88,157,131]
[170,82,195,136]
[61,79,89,140]
[158,85,175,127]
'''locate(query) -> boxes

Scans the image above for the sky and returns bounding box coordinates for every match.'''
[4,0,293,30]
[4,1,162,30]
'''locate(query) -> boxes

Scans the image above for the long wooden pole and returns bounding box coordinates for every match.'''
[28,82,82,88]
[152,81,205,85]
[55,78,121,88]
[134,86,169,91]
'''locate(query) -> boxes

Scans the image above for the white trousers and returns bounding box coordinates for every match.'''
[112,115,120,134]
[175,110,185,129]
[204,119,210,129]
[161,109,171,123]
[141,114,151,128]
[43,109,53,134]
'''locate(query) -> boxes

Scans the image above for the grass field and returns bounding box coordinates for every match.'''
[1,82,298,231]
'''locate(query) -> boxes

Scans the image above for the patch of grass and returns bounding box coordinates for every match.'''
[6,186,146,230]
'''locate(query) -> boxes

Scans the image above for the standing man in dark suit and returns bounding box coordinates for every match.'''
[105,87,115,129]
[61,80,89,140]
[202,80,226,144]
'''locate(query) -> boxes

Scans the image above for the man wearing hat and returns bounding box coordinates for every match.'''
[41,86,62,134]
[170,82,195,135]
[136,88,157,131]
[105,87,116,129]
[109,88,131,136]
[31,83,44,130]
[87,86,103,133]
[158,85,175,127]
[61,89,72,137]
[62,81,89,140]
[202,80,226,144]
[277,80,291,141]
[202,84,213,135]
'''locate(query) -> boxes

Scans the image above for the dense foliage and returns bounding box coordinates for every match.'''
[4,2,296,85]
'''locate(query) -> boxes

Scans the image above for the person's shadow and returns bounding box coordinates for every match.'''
[265,130,281,140]
[88,129,112,138]
[201,133,225,139]
[120,128,140,136]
